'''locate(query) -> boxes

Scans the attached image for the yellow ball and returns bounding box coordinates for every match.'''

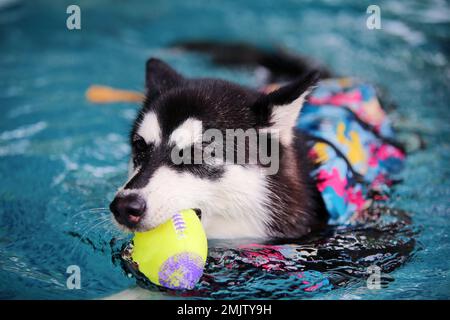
[131,209,208,290]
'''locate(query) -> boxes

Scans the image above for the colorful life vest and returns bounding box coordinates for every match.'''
[297,78,405,223]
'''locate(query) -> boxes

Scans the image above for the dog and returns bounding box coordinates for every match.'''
[109,42,404,240]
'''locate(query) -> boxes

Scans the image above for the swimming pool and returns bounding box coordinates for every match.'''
[0,0,449,299]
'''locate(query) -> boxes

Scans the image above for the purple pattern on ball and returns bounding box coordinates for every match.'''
[172,213,186,235]
[158,252,204,290]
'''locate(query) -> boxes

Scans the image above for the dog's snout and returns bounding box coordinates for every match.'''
[110,194,146,227]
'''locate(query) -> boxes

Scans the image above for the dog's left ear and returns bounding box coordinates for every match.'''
[252,70,320,146]
[145,58,184,100]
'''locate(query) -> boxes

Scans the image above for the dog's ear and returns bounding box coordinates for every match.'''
[145,58,184,99]
[252,70,320,146]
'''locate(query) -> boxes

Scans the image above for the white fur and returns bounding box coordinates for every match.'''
[122,165,271,238]
[168,118,203,149]
[200,165,272,238]
[269,91,309,146]
[137,112,161,145]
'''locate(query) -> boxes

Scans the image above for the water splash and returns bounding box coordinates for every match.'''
[116,206,419,299]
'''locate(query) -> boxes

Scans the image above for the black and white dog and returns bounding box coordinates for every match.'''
[109,42,334,239]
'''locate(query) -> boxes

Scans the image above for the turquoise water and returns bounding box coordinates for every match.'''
[0,0,449,299]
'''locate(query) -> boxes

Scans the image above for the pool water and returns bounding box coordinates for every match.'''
[0,0,449,299]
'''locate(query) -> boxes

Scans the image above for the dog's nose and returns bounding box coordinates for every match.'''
[110,194,146,226]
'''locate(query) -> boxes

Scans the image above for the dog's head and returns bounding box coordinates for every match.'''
[110,58,318,235]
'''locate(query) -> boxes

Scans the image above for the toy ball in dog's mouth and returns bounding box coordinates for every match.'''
[122,209,208,290]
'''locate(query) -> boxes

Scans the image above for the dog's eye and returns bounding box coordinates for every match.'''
[132,135,154,167]
[132,135,148,153]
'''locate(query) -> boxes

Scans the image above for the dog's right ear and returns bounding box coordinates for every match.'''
[251,70,320,146]
[145,58,184,99]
